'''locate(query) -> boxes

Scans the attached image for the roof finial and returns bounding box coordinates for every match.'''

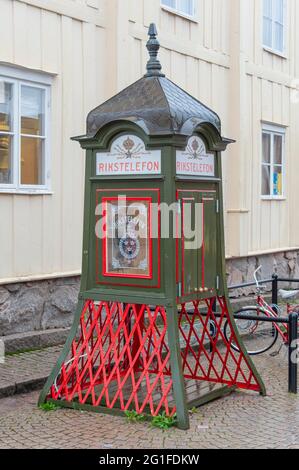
[144,23,165,78]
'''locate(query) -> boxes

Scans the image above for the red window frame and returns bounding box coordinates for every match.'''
[95,188,161,289]
[101,196,153,280]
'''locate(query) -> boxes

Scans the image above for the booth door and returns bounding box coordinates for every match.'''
[177,189,218,298]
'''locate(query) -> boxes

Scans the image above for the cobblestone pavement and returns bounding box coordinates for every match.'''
[0,345,298,449]
[0,346,61,397]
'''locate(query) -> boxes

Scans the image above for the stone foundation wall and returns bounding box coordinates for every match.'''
[227,250,299,298]
[0,249,299,336]
[0,277,80,336]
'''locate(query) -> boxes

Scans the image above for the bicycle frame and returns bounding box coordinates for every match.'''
[252,266,289,343]
[256,295,288,343]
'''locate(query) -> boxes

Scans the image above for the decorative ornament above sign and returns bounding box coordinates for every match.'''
[96,135,161,176]
[176,136,215,177]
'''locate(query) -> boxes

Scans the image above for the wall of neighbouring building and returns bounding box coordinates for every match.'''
[0,0,299,339]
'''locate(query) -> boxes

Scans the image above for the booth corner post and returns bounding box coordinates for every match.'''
[39,24,265,430]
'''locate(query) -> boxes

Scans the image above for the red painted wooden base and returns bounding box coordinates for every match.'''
[49,298,262,417]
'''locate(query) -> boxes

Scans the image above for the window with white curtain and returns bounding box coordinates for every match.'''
[0,66,51,193]
[263,0,286,54]
[261,124,285,198]
[161,0,195,18]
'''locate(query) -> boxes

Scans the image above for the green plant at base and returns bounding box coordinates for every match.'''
[7,347,44,357]
[151,412,177,430]
[39,402,60,412]
[124,410,146,423]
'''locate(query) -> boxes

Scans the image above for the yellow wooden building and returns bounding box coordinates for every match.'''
[0,0,298,335]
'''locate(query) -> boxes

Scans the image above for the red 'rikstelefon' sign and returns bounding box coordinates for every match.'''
[39,24,265,430]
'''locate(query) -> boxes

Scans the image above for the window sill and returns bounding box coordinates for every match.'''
[0,188,53,195]
[263,46,287,60]
[261,196,286,201]
[161,6,198,23]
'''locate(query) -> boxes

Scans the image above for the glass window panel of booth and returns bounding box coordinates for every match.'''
[182,197,198,295]
[104,198,152,278]
[179,191,217,297]
[0,71,50,192]
[261,126,285,198]
[95,188,160,289]
[202,197,217,291]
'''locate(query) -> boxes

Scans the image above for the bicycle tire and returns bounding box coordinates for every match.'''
[209,320,216,339]
[223,307,279,355]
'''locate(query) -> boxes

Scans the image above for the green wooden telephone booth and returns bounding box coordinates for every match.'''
[39,24,265,430]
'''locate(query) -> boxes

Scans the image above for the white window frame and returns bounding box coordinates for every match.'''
[161,0,196,21]
[0,65,52,195]
[262,0,287,57]
[261,123,286,200]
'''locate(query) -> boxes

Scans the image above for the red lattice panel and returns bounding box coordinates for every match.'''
[50,301,174,416]
[179,296,262,392]
[49,297,262,418]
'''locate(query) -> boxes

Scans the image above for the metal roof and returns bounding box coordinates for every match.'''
[76,23,228,142]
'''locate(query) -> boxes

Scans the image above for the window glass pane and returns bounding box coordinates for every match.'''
[262,165,271,195]
[105,199,151,277]
[262,133,271,163]
[263,17,273,47]
[0,81,13,132]
[274,22,283,51]
[274,134,283,164]
[21,136,44,185]
[273,165,283,196]
[0,134,12,184]
[178,0,193,15]
[274,0,284,22]
[263,0,272,17]
[21,86,45,136]
[161,0,176,8]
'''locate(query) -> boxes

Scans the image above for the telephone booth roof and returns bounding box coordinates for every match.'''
[74,24,233,149]
[86,75,221,137]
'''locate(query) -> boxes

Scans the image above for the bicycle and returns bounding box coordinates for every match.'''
[223,266,299,355]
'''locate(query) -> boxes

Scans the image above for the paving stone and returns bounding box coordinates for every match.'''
[0,346,298,449]
[0,346,61,398]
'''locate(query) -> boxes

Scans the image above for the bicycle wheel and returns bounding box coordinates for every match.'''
[209,320,216,339]
[223,307,279,355]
